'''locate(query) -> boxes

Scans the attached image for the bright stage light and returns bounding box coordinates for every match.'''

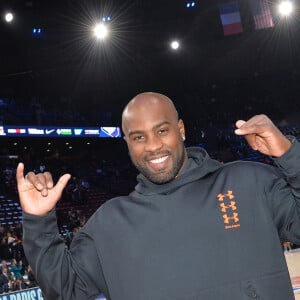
[5,12,14,23]
[186,2,196,8]
[102,16,111,22]
[170,40,180,50]
[278,1,293,16]
[32,28,42,35]
[93,23,108,40]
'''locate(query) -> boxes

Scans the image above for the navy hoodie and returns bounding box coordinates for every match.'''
[23,143,300,300]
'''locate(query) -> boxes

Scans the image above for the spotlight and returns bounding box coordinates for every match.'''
[5,12,14,23]
[186,2,196,8]
[94,23,108,40]
[170,40,180,50]
[278,0,293,16]
[102,16,112,22]
[32,27,42,35]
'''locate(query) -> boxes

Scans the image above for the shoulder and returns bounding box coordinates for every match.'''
[219,160,281,177]
[98,195,133,214]
[82,195,133,229]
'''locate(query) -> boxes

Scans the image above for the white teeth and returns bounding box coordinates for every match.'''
[150,156,168,164]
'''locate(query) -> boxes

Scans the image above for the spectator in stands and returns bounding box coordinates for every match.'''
[14,223,23,241]
[9,232,21,260]
[9,259,23,280]
[79,215,86,227]
[0,266,11,294]
[0,237,11,261]
[6,232,14,245]
[11,277,26,291]
[0,260,13,280]
[26,265,37,288]
[16,92,300,299]
[0,227,6,241]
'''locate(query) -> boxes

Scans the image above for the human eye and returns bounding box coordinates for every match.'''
[158,128,169,135]
[132,135,145,141]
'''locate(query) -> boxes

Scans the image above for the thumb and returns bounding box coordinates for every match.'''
[53,174,71,196]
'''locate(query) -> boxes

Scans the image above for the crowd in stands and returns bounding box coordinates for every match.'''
[1,71,300,128]
[0,222,37,294]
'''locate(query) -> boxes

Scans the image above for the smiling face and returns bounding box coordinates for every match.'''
[122,92,188,184]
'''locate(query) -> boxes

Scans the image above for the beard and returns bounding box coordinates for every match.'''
[131,146,186,185]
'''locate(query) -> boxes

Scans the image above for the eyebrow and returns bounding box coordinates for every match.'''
[128,121,171,138]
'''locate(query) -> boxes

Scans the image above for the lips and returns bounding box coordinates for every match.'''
[149,156,168,164]
[147,155,169,171]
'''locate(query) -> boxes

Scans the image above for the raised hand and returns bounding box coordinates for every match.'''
[234,114,292,157]
[16,162,71,216]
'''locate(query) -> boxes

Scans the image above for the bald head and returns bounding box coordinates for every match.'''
[122,92,178,134]
[121,92,188,184]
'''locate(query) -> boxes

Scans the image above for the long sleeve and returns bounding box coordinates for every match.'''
[271,138,300,243]
[22,209,108,300]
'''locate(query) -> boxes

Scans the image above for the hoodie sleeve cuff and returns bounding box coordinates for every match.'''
[273,137,300,177]
[22,209,59,241]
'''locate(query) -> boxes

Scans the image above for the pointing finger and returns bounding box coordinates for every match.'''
[235,120,246,129]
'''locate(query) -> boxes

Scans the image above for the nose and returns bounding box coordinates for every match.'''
[144,134,163,152]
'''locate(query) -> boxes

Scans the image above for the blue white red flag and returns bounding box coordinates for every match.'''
[219,2,243,36]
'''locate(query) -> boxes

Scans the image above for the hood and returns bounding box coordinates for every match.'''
[135,147,222,196]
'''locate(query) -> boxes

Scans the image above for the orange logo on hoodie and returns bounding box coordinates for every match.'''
[217,190,240,229]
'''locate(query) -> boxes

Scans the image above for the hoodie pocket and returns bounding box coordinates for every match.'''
[241,271,294,300]
[169,271,294,300]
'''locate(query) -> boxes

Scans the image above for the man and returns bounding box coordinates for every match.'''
[16,92,300,299]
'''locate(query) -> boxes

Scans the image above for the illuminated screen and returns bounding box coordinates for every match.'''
[0,125,122,138]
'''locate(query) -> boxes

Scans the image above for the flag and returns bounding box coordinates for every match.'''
[219,2,243,36]
[249,0,274,30]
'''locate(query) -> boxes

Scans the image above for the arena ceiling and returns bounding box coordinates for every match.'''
[0,0,300,110]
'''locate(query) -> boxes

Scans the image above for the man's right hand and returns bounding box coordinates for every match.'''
[16,162,71,216]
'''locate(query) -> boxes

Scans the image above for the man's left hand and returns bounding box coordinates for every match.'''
[235,114,292,157]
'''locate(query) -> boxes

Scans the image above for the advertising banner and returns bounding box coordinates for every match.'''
[0,287,44,300]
